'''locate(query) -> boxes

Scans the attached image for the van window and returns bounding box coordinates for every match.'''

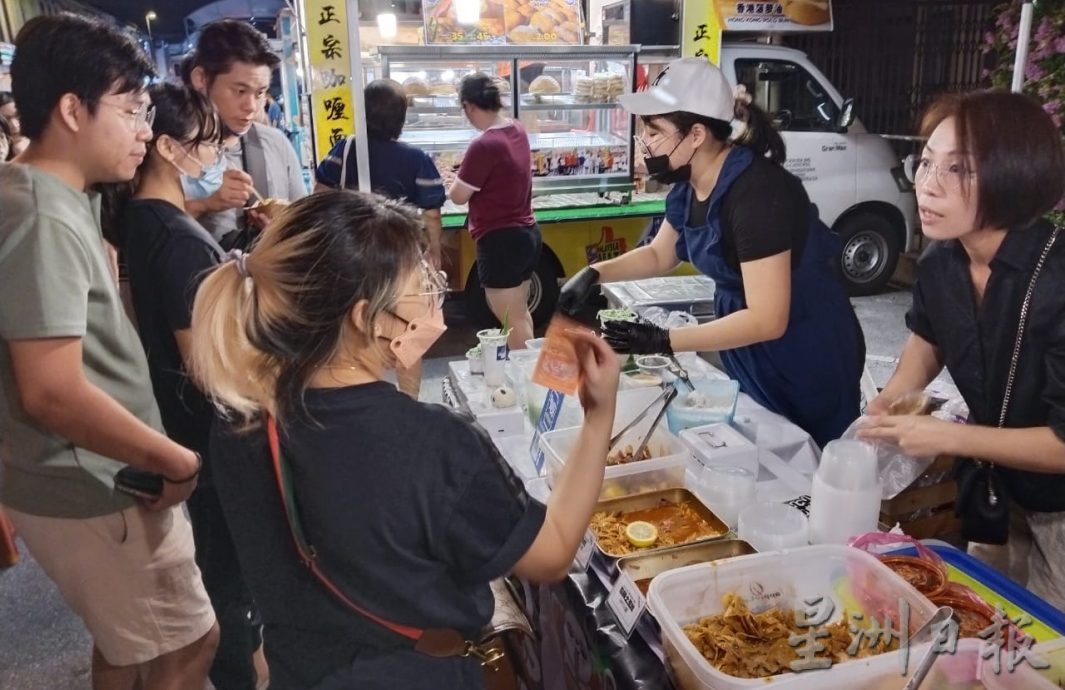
[735,59,839,133]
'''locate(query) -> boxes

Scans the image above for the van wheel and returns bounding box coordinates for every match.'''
[464,252,562,329]
[836,212,900,296]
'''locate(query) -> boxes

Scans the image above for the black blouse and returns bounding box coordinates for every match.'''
[907,219,1065,512]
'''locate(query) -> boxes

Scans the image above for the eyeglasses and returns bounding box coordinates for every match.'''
[633,130,681,157]
[401,259,448,309]
[904,154,975,193]
[99,100,156,132]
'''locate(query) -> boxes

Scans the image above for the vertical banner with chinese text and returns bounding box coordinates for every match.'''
[305,0,353,163]
[682,0,722,64]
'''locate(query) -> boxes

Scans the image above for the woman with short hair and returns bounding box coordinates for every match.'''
[862,90,1065,609]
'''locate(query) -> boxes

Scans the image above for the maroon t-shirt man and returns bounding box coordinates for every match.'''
[455,121,535,241]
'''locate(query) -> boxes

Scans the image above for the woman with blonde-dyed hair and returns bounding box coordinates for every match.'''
[190,190,620,690]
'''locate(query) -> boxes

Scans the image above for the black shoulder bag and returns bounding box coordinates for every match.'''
[954,226,1060,544]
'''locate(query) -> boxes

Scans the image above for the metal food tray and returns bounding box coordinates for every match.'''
[591,488,730,559]
[617,539,757,594]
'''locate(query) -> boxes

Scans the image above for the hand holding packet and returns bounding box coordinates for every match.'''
[531,314,585,396]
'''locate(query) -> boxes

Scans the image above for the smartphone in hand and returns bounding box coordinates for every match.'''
[114,467,164,500]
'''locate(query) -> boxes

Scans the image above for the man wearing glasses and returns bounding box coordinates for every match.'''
[0,15,218,689]
[183,20,307,250]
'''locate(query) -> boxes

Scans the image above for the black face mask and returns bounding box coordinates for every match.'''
[644,134,696,185]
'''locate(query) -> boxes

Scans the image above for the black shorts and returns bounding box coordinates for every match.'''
[475,224,543,289]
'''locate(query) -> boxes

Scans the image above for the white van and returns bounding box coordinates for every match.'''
[718,42,917,295]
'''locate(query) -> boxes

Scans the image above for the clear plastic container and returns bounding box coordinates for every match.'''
[679,423,758,475]
[667,379,741,434]
[689,464,756,528]
[737,502,809,551]
[540,425,689,491]
[646,544,940,690]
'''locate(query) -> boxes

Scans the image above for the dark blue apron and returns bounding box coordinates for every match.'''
[674,147,863,448]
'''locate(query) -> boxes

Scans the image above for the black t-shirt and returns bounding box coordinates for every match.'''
[121,199,222,466]
[906,220,1065,512]
[209,383,547,690]
[686,154,810,271]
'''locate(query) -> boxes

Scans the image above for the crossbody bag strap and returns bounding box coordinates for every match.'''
[997,225,1061,427]
[265,416,427,642]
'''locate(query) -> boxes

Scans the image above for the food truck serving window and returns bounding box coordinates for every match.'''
[735,59,840,133]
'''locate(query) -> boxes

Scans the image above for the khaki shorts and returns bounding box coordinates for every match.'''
[7,503,216,666]
[967,507,1065,612]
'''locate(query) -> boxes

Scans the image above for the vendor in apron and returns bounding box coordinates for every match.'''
[558,58,864,448]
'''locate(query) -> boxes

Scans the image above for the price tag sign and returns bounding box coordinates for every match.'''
[529,389,566,474]
[606,570,647,637]
[572,529,597,572]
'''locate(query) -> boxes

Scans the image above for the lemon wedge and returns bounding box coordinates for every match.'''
[625,521,658,548]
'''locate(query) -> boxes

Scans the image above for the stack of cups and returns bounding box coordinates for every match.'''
[808,439,883,545]
[477,328,511,387]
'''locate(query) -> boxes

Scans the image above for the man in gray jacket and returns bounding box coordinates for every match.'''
[184,20,306,249]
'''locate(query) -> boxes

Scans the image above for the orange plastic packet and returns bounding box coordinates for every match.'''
[531,314,584,396]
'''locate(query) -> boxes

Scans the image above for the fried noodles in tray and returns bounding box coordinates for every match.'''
[683,593,897,679]
[591,498,723,556]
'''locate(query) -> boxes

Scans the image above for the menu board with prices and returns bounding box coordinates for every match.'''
[423,0,508,45]
[716,0,833,32]
[423,0,583,45]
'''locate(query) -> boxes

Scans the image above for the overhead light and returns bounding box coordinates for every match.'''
[455,0,481,25]
[376,12,397,39]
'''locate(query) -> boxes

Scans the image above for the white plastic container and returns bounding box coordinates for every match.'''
[538,387,689,489]
[688,464,756,528]
[540,425,688,489]
[809,440,882,545]
[737,501,809,551]
[679,423,758,475]
[647,544,938,690]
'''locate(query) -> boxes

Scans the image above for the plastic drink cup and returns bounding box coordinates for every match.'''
[478,328,511,387]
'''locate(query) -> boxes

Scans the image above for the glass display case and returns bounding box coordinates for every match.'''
[377,44,638,196]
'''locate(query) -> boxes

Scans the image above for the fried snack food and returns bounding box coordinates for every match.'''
[529,75,562,94]
[780,0,830,26]
[429,83,457,96]
[684,593,895,679]
[402,77,430,97]
[253,198,288,220]
[591,498,723,556]
[606,444,653,466]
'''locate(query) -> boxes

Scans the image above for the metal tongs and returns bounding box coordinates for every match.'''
[608,384,679,462]
[666,355,695,392]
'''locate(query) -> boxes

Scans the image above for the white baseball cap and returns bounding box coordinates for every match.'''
[619,58,735,122]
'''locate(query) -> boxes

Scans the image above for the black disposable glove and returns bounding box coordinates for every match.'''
[557,266,600,315]
[601,319,673,355]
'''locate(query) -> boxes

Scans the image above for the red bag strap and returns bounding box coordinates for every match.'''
[265,415,425,642]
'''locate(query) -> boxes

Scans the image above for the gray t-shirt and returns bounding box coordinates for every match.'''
[0,164,163,518]
[198,122,307,244]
